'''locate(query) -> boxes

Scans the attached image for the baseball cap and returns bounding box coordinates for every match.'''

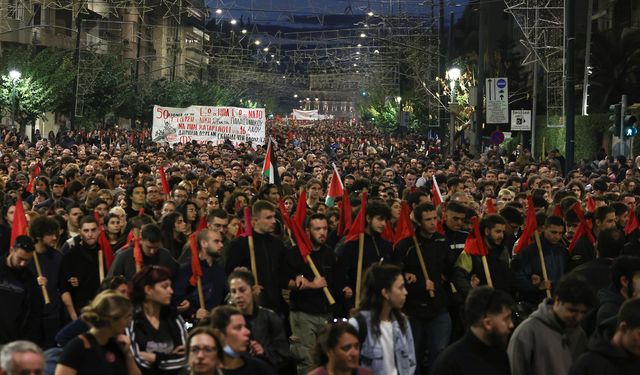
[13,235,35,252]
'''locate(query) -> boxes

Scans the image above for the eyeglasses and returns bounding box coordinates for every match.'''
[190,346,216,354]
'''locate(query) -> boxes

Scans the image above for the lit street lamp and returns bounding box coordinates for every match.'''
[446,67,461,155]
[395,96,402,129]
[9,70,21,131]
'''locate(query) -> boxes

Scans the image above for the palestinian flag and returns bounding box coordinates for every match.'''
[325,164,344,207]
[262,139,276,184]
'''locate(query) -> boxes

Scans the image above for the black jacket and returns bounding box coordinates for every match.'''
[431,331,511,375]
[59,240,104,314]
[569,258,613,294]
[336,232,392,294]
[569,318,640,375]
[596,285,625,328]
[107,244,179,281]
[392,231,450,320]
[0,258,42,344]
[244,306,291,371]
[568,234,597,271]
[224,232,289,313]
[452,244,514,298]
[287,244,345,315]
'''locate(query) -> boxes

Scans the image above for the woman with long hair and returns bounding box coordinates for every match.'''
[55,290,140,375]
[309,322,373,375]
[160,212,188,260]
[207,305,276,375]
[104,213,125,251]
[127,266,188,375]
[180,201,199,235]
[349,264,416,375]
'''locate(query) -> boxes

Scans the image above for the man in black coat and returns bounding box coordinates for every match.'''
[571,228,625,293]
[0,236,43,345]
[569,205,616,271]
[224,200,289,315]
[570,298,640,374]
[431,286,515,375]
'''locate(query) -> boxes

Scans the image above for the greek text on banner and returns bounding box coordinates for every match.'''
[152,105,266,146]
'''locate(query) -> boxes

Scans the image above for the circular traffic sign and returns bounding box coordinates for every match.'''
[496,78,507,89]
[491,130,505,144]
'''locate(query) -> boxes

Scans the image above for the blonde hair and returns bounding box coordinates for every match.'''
[81,290,132,328]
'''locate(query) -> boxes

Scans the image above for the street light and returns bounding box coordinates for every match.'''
[395,96,402,130]
[9,70,21,131]
[446,67,461,155]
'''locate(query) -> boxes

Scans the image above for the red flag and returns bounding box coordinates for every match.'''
[569,203,596,253]
[189,233,203,286]
[26,164,41,194]
[159,167,170,196]
[238,206,252,238]
[138,207,145,216]
[277,200,312,262]
[94,212,114,269]
[514,196,537,255]
[196,216,207,232]
[393,202,415,246]
[381,220,395,243]
[133,234,143,269]
[586,195,596,213]
[295,189,307,227]
[486,198,496,214]
[464,216,487,256]
[338,192,353,237]
[624,206,639,235]
[325,167,344,207]
[345,192,367,242]
[431,176,443,208]
[10,195,27,248]
[552,204,562,217]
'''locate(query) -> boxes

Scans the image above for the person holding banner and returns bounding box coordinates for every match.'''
[0,235,42,345]
[510,215,568,307]
[392,203,451,375]
[224,200,288,315]
[286,213,346,374]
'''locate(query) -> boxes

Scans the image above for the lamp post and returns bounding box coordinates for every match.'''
[9,70,21,131]
[446,67,461,155]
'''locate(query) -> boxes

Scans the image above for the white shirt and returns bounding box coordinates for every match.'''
[379,321,397,375]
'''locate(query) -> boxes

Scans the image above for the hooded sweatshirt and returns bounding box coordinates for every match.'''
[569,317,640,375]
[508,298,588,375]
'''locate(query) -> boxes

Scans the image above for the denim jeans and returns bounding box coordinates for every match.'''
[410,311,452,375]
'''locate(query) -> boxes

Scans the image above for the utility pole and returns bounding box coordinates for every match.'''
[475,0,485,156]
[564,0,576,172]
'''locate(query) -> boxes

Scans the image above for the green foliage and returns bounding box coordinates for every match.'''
[533,114,609,161]
[0,75,54,134]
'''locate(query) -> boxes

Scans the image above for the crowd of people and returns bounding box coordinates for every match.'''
[0,119,640,375]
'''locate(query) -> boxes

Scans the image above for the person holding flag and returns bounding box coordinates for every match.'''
[392,203,452,374]
[451,214,514,298]
[0,235,43,345]
[224,200,289,315]
[568,205,615,271]
[336,199,393,309]
[285,213,346,374]
[511,215,568,306]
[172,228,226,321]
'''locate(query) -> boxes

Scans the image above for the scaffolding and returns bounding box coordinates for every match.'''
[505,0,565,127]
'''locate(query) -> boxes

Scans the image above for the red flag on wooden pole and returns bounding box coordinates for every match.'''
[338,192,353,237]
[10,195,27,248]
[345,192,367,243]
[393,202,415,246]
[188,233,203,286]
[624,206,639,235]
[514,196,537,255]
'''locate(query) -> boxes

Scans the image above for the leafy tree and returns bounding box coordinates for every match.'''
[0,75,55,135]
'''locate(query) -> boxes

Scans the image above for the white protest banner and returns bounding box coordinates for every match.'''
[152,105,266,146]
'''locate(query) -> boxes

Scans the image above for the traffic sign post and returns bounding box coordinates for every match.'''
[490,130,505,145]
[510,110,532,131]
[486,78,509,124]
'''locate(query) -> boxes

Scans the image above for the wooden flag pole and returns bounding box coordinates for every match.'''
[196,277,206,310]
[306,255,336,305]
[133,228,141,273]
[355,233,365,309]
[33,252,50,304]
[248,234,259,286]
[411,236,435,298]
[534,231,552,298]
[98,250,104,283]
[480,256,494,288]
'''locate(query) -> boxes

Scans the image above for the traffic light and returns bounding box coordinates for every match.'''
[609,104,621,135]
[623,113,638,138]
